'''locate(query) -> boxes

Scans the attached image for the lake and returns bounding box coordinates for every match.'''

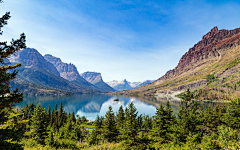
[16,94,224,121]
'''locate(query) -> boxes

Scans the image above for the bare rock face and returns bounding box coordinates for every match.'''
[81,72,116,92]
[44,54,89,84]
[9,48,60,76]
[81,72,103,84]
[159,26,240,81]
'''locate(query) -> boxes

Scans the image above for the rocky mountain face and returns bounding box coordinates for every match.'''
[160,26,240,81]
[108,26,240,101]
[9,48,99,95]
[107,79,154,91]
[9,48,60,76]
[43,54,95,89]
[81,72,115,92]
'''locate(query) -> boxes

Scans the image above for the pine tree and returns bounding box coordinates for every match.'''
[29,103,36,112]
[150,101,174,143]
[70,122,83,141]
[47,104,51,123]
[88,129,100,145]
[173,88,201,144]
[224,99,240,129]
[0,3,26,148]
[45,125,55,146]
[58,102,64,127]
[54,104,58,129]
[116,105,125,130]
[95,115,103,136]
[29,103,48,144]
[71,111,76,123]
[103,106,118,142]
[119,102,139,146]
[142,115,152,133]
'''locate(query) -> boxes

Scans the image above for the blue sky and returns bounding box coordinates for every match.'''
[1,0,240,82]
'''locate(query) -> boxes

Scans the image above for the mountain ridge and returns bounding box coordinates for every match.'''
[9,48,99,95]
[108,26,240,101]
[43,54,97,90]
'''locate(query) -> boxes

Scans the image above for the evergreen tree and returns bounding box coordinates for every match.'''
[29,103,36,112]
[23,104,31,120]
[68,111,71,120]
[173,88,201,144]
[103,106,118,142]
[47,104,51,123]
[54,104,58,129]
[88,129,100,145]
[95,115,103,136]
[45,125,55,146]
[116,105,125,130]
[120,102,139,146]
[0,3,26,148]
[76,114,81,125]
[224,99,240,129]
[70,122,83,141]
[58,102,64,127]
[150,101,174,143]
[71,111,76,123]
[202,106,215,134]
[142,115,152,133]
[30,103,48,144]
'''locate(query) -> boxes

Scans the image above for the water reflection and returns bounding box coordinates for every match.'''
[16,94,225,121]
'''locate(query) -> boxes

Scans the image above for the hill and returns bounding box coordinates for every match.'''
[108,26,240,101]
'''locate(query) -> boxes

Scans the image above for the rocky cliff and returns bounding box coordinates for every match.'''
[44,54,95,88]
[81,72,115,92]
[9,48,60,76]
[160,26,240,81]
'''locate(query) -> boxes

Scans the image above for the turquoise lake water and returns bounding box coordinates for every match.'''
[16,94,222,121]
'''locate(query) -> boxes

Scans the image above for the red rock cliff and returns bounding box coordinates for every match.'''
[158,26,240,81]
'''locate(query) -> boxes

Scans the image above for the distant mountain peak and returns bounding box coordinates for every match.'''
[107,79,154,91]
[81,71,115,92]
[81,72,103,83]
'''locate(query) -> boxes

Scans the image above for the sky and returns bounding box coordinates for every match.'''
[1,0,240,82]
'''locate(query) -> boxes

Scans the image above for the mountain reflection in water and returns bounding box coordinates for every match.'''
[16,94,224,121]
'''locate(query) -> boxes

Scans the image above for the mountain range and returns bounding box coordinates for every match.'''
[8,48,115,95]
[107,79,154,91]
[108,26,240,101]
